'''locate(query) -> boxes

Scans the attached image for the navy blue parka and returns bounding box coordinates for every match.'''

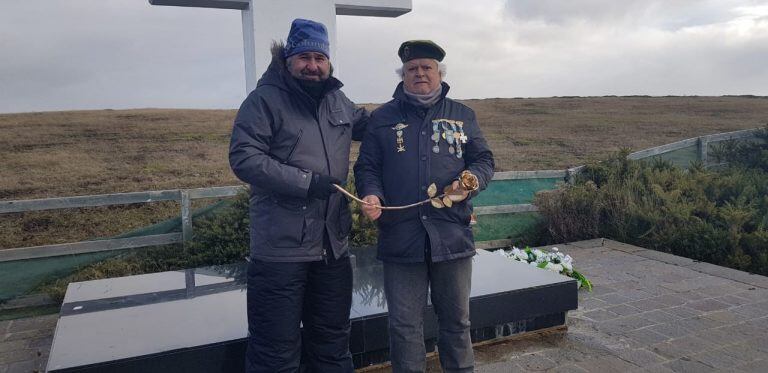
[354,82,495,263]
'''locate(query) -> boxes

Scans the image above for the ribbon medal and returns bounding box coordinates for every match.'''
[430,119,469,158]
[431,121,440,153]
[392,123,408,152]
[442,122,455,154]
[455,121,466,158]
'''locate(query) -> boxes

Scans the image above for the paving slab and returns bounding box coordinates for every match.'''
[634,250,698,267]
[575,355,639,371]
[664,357,717,373]
[638,310,679,324]
[566,238,606,249]
[691,349,746,370]
[515,352,559,371]
[615,348,667,366]
[651,293,689,307]
[732,288,768,302]
[687,262,768,289]
[736,359,768,373]
[637,363,677,372]
[620,328,670,347]
[605,303,642,317]
[715,294,754,307]
[582,309,620,322]
[6,360,36,373]
[547,364,590,373]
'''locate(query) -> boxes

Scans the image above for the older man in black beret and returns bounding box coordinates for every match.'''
[354,40,495,372]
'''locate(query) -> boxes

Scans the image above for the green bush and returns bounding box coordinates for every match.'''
[535,127,768,275]
[710,126,768,172]
[345,175,379,246]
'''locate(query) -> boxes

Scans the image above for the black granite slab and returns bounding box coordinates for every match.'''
[47,248,577,372]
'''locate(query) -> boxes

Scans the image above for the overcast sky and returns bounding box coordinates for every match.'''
[1,0,767,113]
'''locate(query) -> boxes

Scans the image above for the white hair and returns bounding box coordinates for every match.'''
[395,60,447,80]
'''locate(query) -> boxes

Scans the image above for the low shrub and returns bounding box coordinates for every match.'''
[535,126,768,275]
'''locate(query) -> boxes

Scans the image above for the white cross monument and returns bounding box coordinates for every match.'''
[150,0,412,93]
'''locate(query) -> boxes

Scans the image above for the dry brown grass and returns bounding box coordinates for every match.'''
[0,109,236,199]
[463,96,768,171]
[1,96,767,249]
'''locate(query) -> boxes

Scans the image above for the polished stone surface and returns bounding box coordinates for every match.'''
[62,267,238,304]
[47,248,576,372]
[48,270,247,371]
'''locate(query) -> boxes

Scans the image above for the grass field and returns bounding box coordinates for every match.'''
[2,96,767,249]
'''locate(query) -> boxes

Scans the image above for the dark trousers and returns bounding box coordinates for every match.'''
[245,255,354,373]
[383,257,474,373]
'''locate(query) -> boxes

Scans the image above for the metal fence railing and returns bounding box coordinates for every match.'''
[0,172,548,263]
[0,186,244,262]
[628,128,763,168]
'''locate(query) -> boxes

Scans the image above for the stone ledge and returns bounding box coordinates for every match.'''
[603,239,768,290]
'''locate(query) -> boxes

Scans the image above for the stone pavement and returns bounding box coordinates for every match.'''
[0,313,54,373]
[2,238,767,373]
[459,239,768,373]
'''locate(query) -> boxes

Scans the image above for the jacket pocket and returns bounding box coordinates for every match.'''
[329,107,351,126]
[265,199,306,248]
[329,110,352,139]
[434,197,472,226]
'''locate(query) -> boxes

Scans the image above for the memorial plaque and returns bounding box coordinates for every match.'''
[47,248,577,372]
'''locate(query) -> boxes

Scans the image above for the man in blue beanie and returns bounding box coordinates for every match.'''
[230,18,368,373]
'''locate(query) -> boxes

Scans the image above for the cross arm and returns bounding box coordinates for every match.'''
[335,0,411,17]
[148,0,248,10]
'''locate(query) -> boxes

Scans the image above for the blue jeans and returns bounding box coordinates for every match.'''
[383,257,474,373]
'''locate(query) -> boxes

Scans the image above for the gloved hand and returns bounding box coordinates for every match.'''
[307,173,342,200]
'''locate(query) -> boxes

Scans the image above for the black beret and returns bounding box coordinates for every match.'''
[398,40,446,63]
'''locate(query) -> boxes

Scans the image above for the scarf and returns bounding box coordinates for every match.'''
[403,84,443,108]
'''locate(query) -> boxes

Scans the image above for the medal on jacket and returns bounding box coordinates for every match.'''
[442,122,455,154]
[392,123,408,152]
[455,121,467,158]
[431,121,440,153]
[448,121,460,157]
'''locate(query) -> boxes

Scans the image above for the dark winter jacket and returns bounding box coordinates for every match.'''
[354,82,495,263]
[229,44,368,262]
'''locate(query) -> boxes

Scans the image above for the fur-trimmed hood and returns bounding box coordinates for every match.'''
[269,41,289,72]
[250,41,290,91]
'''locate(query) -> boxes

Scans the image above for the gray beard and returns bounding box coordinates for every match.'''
[404,84,443,108]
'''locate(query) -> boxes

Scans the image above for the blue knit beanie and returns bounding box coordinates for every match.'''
[284,19,330,58]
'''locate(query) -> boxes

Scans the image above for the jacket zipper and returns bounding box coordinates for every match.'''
[283,128,303,163]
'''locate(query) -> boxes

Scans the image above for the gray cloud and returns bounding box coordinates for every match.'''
[0,1,244,112]
[1,0,767,113]
[505,0,740,30]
